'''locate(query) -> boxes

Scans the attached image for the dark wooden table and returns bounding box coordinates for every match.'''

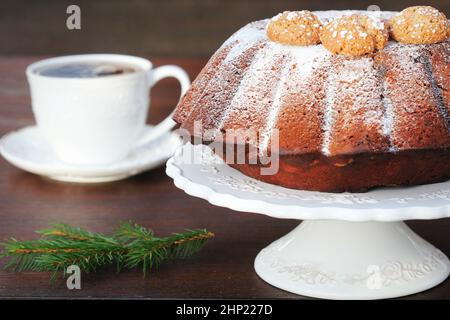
[0,56,449,299]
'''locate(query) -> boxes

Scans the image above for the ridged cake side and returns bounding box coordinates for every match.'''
[174,11,450,158]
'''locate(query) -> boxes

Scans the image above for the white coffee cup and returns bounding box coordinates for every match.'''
[26,54,190,165]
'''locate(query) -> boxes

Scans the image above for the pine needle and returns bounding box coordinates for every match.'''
[0,221,214,278]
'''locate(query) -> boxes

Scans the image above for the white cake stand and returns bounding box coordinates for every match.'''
[166,143,450,300]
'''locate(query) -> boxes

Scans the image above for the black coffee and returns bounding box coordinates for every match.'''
[35,62,138,78]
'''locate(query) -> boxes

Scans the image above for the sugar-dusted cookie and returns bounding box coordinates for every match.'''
[320,14,389,56]
[389,6,449,44]
[267,11,322,46]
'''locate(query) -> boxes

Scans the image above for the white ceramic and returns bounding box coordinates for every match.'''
[26,54,190,165]
[0,125,181,183]
[254,221,449,300]
[166,143,450,299]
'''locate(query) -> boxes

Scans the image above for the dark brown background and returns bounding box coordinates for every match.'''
[0,0,448,57]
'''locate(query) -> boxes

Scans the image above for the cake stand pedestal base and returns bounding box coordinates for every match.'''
[166,143,450,299]
[254,220,450,300]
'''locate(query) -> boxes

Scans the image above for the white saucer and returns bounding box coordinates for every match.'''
[0,125,182,183]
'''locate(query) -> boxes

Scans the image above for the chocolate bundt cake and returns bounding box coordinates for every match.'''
[173,9,450,192]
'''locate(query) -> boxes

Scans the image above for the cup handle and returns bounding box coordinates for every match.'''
[135,65,190,147]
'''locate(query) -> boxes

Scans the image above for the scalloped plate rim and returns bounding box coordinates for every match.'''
[165,144,450,222]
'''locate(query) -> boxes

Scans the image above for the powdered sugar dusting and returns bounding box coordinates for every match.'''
[217,42,286,144]
[286,11,299,21]
[218,26,332,147]
[383,43,424,148]
[381,79,396,151]
[337,58,386,124]
[259,45,330,151]
[365,10,386,30]
[222,20,267,64]
[271,13,283,22]
[322,61,337,156]
[413,6,443,17]
[315,10,396,24]
[380,41,449,150]
[176,10,450,157]
[291,45,331,75]
[322,56,390,155]
[259,54,292,152]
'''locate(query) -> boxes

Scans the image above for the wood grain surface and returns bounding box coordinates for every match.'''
[0,57,449,299]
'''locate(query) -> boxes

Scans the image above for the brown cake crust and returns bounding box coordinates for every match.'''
[220,148,450,192]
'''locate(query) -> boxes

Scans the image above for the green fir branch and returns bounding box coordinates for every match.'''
[0,221,213,278]
[121,229,213,275]
[114,221,156,242]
